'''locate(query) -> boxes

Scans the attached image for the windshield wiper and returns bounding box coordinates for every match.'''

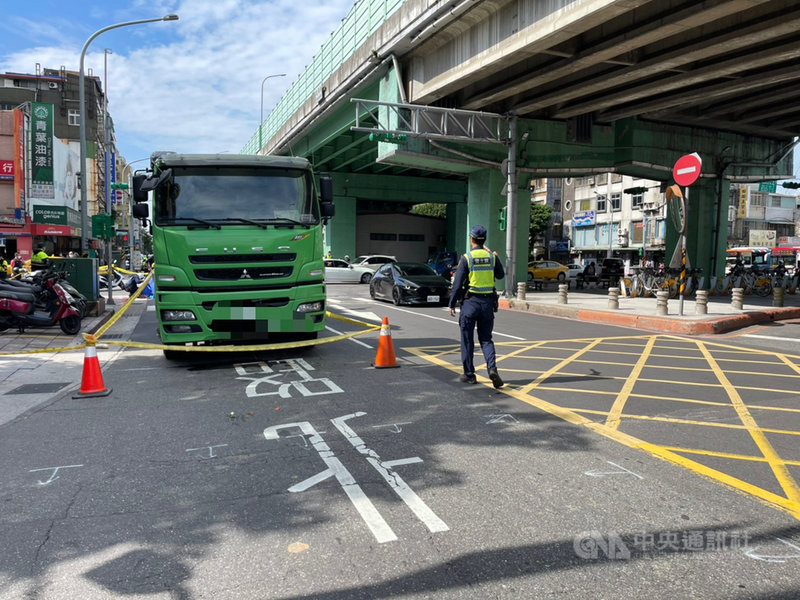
[163,217,220,229]
[258,218,312,228]
[216,218,268,229]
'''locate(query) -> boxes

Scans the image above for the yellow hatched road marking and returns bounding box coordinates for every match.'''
[660,446,800,466]
[518,338,604,393]
[778,353,800,376]
[406,333,800,521]
[567,407,800,436]
[697,341,800,506]
[606,336,657,429]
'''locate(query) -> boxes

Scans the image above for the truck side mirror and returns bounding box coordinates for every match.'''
[319,176,333,203]
[321,202,335,218]
[132,174,148,203]
[132,203,149,219]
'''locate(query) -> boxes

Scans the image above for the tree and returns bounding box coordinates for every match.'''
[529,202,553,254]
[410,203,447,219]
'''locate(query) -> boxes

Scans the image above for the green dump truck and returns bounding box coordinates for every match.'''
[131,152,334,359]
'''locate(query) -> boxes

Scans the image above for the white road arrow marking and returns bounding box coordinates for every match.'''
[745,537,800,563]
[584,461,643,480]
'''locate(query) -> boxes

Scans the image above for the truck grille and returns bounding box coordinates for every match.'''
[189,253,295,264]
[194,266,293,281]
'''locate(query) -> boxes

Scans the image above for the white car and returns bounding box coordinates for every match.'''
[565,263,584,279]
[351,255,397,272]
[324,259,374,283]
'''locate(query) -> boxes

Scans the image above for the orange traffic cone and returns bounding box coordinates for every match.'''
[73,343,112,398]
[373,317,399,368]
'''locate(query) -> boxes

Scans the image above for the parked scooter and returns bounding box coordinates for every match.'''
[22,266,88,317]
[0,271,82,335]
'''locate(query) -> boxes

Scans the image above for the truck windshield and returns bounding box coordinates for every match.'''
[154,166,318,226]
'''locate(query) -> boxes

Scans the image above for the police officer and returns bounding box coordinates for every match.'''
[448,224,505,388]
[31,243,49,265]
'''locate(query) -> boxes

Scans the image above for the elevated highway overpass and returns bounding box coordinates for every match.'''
[243,0,800,292]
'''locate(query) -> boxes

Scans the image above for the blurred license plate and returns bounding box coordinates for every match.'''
[427,295,439,302]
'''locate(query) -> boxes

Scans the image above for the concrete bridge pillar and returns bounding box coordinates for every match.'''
[324,196,356,259]
[666,176,726,283]
[467,169,529,288]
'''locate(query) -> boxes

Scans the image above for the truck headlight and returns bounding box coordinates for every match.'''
[162,310,197,321]
[296,301,323,313]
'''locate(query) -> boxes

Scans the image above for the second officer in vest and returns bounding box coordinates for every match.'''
[448,225,504,388]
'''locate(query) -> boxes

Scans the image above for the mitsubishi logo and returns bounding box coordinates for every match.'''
[240,269,252,280]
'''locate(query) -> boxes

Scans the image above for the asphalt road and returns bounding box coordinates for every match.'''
[1,283,799,599]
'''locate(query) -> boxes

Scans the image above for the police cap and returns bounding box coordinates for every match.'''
[469,225,487,240]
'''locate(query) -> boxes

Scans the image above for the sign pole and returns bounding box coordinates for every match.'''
[671,153,702,316]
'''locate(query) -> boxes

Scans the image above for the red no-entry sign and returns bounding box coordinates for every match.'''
[673,153,702,187]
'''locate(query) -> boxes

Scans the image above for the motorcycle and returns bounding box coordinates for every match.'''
[0,272,82,335]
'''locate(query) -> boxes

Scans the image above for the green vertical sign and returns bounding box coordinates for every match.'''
[30,102,54,198]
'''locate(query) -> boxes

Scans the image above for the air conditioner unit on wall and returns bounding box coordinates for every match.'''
[588,178,595,186]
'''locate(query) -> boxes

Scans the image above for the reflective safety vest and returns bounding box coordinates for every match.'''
[465,247,495,294]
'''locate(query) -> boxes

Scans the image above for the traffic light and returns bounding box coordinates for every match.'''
[368,132,407,143]
[623,186,648,195]
[498,206,507,231]
[781,181,800,189]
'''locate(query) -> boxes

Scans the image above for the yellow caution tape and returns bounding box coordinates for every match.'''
[91,271,153,340]
[1,265,379,357]
[326,311,380,329]
[98,324,381,353]
[0,344,86,356]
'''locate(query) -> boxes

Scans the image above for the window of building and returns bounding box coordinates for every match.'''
[611,193,621,211]
[398,233,424,242]
[578,199,591,211]
[596,194,607,212]
[370,233,397,241]
[68,109,80,126]
[750,192,767,206]
[631,192,644,209]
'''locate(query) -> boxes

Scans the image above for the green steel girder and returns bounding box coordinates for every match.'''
[331,171,466,204]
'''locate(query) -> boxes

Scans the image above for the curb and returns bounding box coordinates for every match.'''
[499,298,800,335]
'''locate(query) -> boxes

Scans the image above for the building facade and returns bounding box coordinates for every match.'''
[0,66,117,260]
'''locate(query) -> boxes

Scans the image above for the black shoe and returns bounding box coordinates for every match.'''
[460,373,477,384]
[488,369,504,389]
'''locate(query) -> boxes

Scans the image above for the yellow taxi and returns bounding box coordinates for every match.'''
[527,260,569,281]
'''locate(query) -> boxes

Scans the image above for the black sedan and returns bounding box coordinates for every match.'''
[370,262,451,306]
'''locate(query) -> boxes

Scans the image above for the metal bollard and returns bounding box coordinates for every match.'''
[516,281,526,301]
[773,286,785,307]
[695,290,708,315]
[656,290,669,315]
[731,287,744,310]
[607,287,620,310]
[558,283,568,305]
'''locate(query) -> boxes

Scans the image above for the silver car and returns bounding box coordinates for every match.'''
[351,255,397,272]
[324,259,374,283]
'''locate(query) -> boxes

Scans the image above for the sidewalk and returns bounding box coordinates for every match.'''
[0,298,148,426]
[500,283,800,334]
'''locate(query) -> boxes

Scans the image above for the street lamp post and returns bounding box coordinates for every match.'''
[79,14,179,255]
[259,74,286,154]
[103,48,114,304]
[121,158,149,270]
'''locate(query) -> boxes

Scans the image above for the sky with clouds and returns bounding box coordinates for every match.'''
[0,0,356,164]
